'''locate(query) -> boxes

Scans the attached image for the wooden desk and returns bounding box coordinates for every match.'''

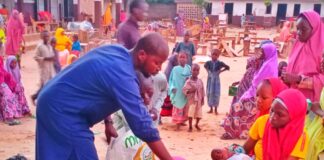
[219,37,236,49]
[237,31,257,44]
[251,37,270,45]
[49,22,59,31]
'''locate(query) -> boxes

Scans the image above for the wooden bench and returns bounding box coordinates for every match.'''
[30,16,50,33]
[237,31,257,44]
[197,44,208,55]
[250,37,270,46]
[219,37,236,49]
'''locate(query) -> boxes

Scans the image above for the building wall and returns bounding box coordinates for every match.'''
[50,0,60,20]
[211,0,324,26]
[211,0,324,17]
[148,3,177,20]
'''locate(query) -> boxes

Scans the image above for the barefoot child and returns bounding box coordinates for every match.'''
[31,30,56,105]
[204,49,229,114]
[71,34,81,57]
[169,52,191,130]
[183,63,204,132]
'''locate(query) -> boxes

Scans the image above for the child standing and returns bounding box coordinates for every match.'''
[183,63,204,132]
[175,31,195,66]
[50,38,61,73]
[169,52,191,130]
[31,30,56,104]
[71,34,81,57]
[278,61,287,77]
[204,49,230,114]
[150,72,168,125]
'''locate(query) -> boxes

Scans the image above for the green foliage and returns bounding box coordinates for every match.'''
[264,0,272,6]
[192,0,205,7]
[146,0,174,4]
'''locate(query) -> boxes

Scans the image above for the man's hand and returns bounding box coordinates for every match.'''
[149,109,158,121]
[281,72,301,85]
[104,123,118,144]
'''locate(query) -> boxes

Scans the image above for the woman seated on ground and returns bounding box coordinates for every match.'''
[212,89,309,160]
[55,28,72,67]
[230,55,261,106]
[222,42,278,139]
[4,56,30,116]
[230,40,273,105]
[0,57,23,125]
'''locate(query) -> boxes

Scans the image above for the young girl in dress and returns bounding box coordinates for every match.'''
[169,52,191,130]
[204,49,229,114]
[4,56,30,116]
[183,63,204,132]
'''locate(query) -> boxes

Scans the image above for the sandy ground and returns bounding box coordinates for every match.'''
[0,27,279,160]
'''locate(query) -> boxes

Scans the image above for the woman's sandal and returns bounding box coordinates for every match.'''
[7,120,21,126]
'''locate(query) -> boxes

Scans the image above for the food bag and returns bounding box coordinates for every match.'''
[228,86,238,96]
[106,111,155,160]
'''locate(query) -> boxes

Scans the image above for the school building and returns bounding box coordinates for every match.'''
[0,0,126,28]
[208,0,324,27]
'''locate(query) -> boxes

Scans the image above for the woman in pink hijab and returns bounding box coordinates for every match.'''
[5,10,25,67]
[263,89,308,160]
[282,10,324,102]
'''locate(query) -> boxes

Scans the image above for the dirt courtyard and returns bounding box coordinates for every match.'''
[0,28,280,160]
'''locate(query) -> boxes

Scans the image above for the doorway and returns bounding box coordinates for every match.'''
[246,3,253,15]
[64,0,74,21]
[276,3,287,24]
[314,4,321,15]
[224,3,234,24]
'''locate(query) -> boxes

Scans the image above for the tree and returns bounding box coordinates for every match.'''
[192,0,205,7]
[146,0,174,4]
[264,0,271,7]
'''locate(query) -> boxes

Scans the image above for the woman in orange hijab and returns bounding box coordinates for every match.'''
[55,28,72,67]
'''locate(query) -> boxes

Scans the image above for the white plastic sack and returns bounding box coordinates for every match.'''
[106,111,155,160]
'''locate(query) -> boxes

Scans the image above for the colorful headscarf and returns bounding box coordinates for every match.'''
[55,28,72,51]
[240,43,278,100]
[4,55,21,83]
[287,10,324,101]
[103,3,112,26]
[5,10,25,55]
[263,89,307,160]
[0,56,16,91]
[258,78,288,117]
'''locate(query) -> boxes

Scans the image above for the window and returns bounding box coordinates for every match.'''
[314,4,321,15]
[266,4,272,14]
[205,2,212,15]
[293,4,301,17]
[246,3,253,15]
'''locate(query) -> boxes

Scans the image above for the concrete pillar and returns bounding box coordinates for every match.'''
[94,0,102,28]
